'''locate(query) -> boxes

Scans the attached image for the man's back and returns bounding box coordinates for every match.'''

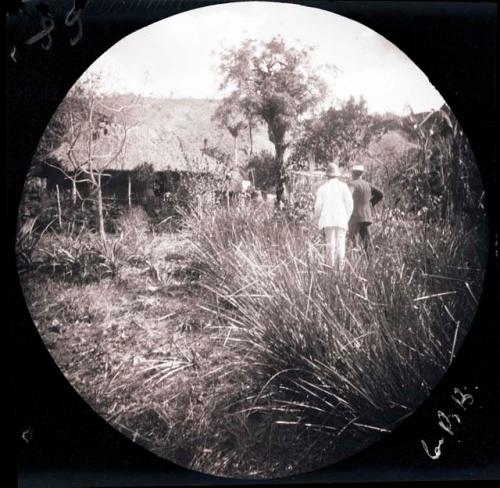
[350,179,382,223]
[315,179,353,230]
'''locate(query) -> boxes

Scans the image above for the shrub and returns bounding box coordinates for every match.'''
[114,206,151,237]
[16,216,48,273]
[246,151,279,192]
[372,108,484,224]
[27,230,135,284]
[19,178,130,237]
[285,175,317,223]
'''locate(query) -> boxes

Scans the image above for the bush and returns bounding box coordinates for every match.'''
[114,206,151,237]
[372,108,484,224]
[246,151,279,192]
[19,179,130,236]
[285,175,318,223]
[23,226,150,284]
[16,216,45,273]
[33,233,120,283]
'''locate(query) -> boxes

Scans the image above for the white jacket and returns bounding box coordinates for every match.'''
[314,178,354,230]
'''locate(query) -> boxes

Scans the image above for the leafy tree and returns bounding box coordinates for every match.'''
[212,93,247,167]
[217,37,327,203]
[289,96,375,170]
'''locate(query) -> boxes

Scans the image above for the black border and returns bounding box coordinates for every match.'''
[7,1,499,486]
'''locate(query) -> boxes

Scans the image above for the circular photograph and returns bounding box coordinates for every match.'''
[16,1,488,479]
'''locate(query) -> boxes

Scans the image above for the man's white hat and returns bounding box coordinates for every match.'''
[351,164,365,173]
[325,162,342,177]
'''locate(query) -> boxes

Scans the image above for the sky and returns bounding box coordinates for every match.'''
[85,1,446,115]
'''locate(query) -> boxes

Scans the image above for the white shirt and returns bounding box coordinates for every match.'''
[314,178,354,230]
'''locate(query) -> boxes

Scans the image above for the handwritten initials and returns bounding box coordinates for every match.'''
[437,410,461,436]
[421,438,444,460]
[421,387,475,460]
[452,388,474,411]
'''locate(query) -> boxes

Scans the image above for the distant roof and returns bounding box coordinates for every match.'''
[51,124,222,174]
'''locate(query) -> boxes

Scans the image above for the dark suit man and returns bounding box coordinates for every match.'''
[348,165,384,251]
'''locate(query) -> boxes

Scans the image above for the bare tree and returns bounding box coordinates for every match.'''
[36,82,89,205]
[40,74,141,241]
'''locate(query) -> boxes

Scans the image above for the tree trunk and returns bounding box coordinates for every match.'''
[249,124,253,156]
[97,175,106,242]
[234,136,239,166]
[274,142,286,206]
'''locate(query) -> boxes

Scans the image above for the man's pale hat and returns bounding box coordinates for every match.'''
[351,164,365,173]
[325,162,342,177]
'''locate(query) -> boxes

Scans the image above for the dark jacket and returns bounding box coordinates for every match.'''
[349,179,384,224]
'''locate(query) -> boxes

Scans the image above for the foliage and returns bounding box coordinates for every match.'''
[217,36,328,198]
[289,96,379,169]
[176,173,222,212]
[373,106,485,222]
[25,208,155,285]
[201,143,233,168]
[114,206,151,237]
[285,180,317,223]
[16,215,47,272]
[130,162,156,193]
[166,135,227,217]
[20,179,487,478]
[128,161,159,218]
[213,94,248,139]
[245,150,279,192]
[32,231,125,284]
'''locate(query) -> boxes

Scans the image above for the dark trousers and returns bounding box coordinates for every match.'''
[349,221,372,251]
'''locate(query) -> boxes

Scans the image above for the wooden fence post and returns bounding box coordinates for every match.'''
[128,173,132,209]
[56,184,62,229]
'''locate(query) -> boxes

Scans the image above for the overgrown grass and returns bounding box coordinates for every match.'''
[17,202,487,479]
[17,207,170,285]
[180,203,487,476]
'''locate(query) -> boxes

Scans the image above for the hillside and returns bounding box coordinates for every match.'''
[49,94,419,174]
[94,95,274,171]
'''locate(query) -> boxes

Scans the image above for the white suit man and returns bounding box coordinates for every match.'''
[314,162,354,270]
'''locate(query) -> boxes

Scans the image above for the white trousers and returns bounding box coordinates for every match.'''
[322,226,347,270]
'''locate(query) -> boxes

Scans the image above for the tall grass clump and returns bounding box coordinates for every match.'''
[18,207,159,285]
[183,202,487,476]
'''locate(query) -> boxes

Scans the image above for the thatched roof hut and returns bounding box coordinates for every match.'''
[51,123,222,175]
[47,95,274,175]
